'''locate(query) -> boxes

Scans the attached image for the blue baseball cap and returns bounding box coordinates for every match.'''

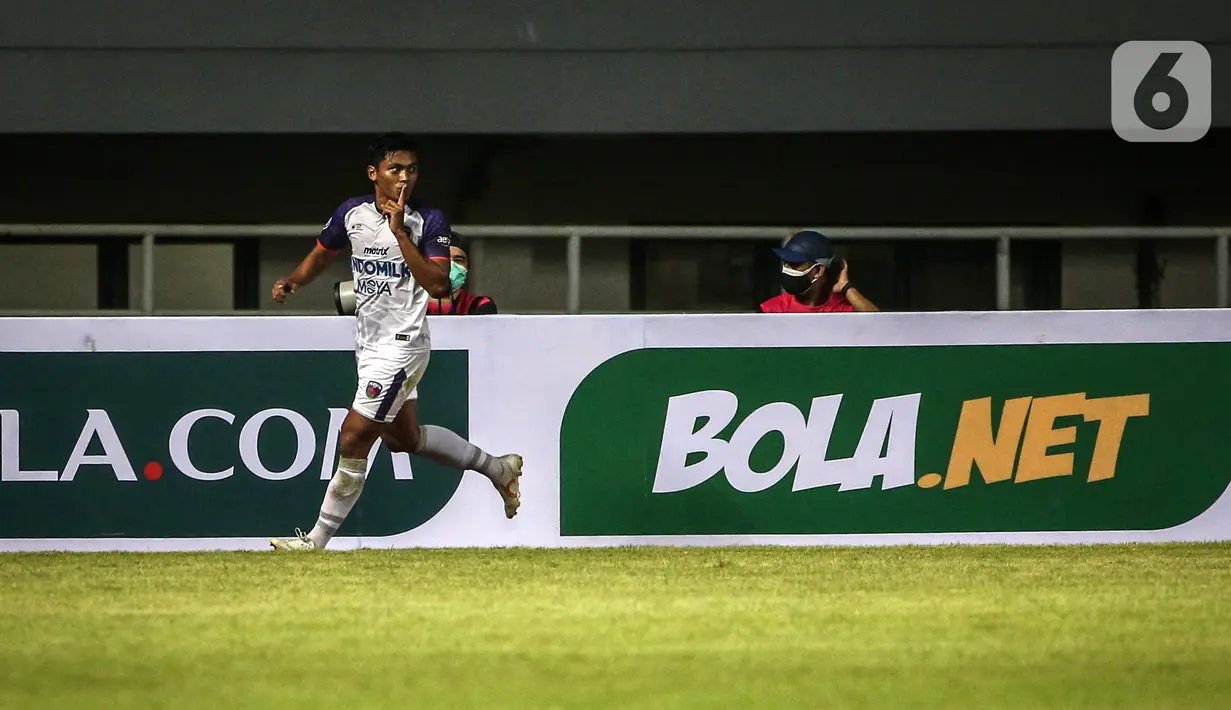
[773,230,835,266]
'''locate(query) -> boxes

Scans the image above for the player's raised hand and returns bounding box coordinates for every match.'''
[272,278,297,303]
[381,185,408,234]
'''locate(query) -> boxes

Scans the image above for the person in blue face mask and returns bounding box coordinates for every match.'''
[427,231,499,315]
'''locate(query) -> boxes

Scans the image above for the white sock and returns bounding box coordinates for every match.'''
[415,425,509,485]
[307,457,368,549]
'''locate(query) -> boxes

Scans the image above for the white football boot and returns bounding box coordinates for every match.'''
[269,528,318,551]
[494,454,523,519]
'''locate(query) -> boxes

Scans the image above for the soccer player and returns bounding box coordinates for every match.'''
[267,133,522,551]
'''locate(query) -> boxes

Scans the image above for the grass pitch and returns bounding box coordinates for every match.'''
[2,544,1229,709]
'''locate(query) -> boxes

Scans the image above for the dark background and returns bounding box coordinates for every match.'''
[1,1,1227,313]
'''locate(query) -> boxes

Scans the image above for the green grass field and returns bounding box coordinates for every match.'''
[2,544,1229,709]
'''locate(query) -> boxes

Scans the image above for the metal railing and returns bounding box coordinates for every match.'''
[2,224,1229,313]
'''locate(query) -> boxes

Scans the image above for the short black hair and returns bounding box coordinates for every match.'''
[367,132,418,168]
[448,230,471,255]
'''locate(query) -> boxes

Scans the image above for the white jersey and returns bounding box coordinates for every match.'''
[317,195,453,351]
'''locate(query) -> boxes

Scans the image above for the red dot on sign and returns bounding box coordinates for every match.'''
[143,462,163,480]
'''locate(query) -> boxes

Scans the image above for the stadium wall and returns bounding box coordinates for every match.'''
[2,311,1231,551]
[2,0,1229,133]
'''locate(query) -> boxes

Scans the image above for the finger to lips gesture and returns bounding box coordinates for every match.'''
[382,185,407,233]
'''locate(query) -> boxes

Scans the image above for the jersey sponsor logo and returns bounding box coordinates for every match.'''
[363,246,391,256]
[356,279,394,297]
[351,256,411,279]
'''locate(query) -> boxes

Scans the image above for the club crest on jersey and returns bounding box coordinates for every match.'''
[365,381,384,398]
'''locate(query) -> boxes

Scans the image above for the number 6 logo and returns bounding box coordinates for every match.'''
[1112,41,1211,143]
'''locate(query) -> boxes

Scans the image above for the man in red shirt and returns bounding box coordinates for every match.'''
[427,231,499,316]
[757,230,879,313]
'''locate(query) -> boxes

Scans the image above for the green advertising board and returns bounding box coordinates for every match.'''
[0,350,468,538]
[560,343,1231,536]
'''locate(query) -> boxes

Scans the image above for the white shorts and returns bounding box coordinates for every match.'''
[351,347,430,423]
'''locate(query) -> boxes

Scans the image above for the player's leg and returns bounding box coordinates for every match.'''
[385,399,523,519]
[271,409,383,551]
[271,352,399,551]
[312,410,384,547]
[381,350,524,519]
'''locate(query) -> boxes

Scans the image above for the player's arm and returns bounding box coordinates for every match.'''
[272,209,348,303]
[394,230,450,299]
[381,187,450,298]
[272,243,337,303]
